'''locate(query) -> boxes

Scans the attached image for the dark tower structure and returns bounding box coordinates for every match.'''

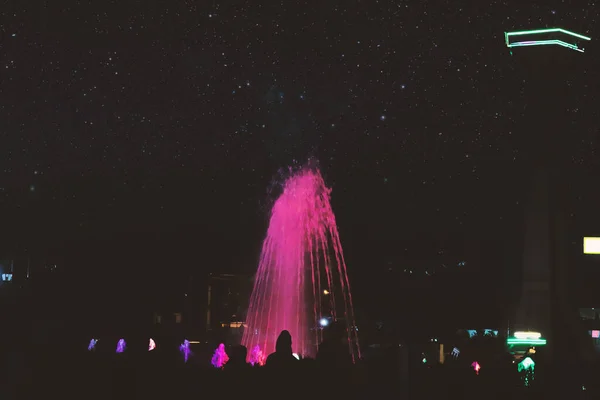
[506,29,592,365]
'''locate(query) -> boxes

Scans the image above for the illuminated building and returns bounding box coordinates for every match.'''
[506,28,593,360]
[561,235,600,354]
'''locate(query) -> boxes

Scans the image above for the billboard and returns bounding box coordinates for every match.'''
[584,237,600,255]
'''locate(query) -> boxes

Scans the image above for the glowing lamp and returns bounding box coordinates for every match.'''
[319,318,329,327]
[584,237,600,254]
[513,331,541,340]
[507,331,546,346]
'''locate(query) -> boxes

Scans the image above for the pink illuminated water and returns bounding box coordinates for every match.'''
[211,343,229,368]
[249,345,265,366]
[242,166,360,361]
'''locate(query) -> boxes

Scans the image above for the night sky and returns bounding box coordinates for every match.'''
[1,2,599,318]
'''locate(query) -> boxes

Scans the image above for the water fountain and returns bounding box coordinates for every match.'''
[116,339,126,353]
[242,163,360,361]
[179,339,192,363]
[249,345,265,366]
[211,343,229,368]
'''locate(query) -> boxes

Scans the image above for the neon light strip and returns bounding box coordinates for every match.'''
[504,28,591,53]
[509,39,584,53]
[506,338,547,345]
[506,28,591,42]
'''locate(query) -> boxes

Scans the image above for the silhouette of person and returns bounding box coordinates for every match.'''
[265,330,298,368]
[316,321,353,368]
[225,345,251,370]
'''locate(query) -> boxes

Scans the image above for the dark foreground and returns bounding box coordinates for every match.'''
[5,348,600,400]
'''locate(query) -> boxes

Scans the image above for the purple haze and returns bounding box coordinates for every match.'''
[241,165,360,361]
[116,339,126,353]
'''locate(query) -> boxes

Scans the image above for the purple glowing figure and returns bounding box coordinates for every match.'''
[116,338,126,353]
[179,339,192,363]
[211,343,229,368]
[88,338,98,351]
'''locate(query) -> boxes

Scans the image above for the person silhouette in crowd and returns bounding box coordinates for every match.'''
[265,330,298,368]
[316,321,352,368]
[224,345,251,371]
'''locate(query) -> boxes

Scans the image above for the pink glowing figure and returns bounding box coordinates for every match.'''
[148,338,156,351]
[249,345,265,366]
[471,361,481,375]
[211,343,229,368]
[242,164,360,362]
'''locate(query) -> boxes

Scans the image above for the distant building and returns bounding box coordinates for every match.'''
[576,235,600,354]
[206,273,253,344]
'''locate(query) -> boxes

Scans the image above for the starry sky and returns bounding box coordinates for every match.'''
[1,1,599,303]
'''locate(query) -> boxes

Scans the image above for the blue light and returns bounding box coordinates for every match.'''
[319,318,329,327]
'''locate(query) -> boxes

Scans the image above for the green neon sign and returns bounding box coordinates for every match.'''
[506,337,547,346]
[505,28,591,53]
